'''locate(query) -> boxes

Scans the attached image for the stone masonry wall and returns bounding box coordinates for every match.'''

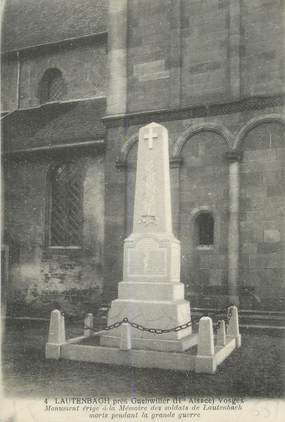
[4,154,104,317]
[126,0,284,113]
[239,122,285,310]
[127,0,180,111]
[179,132,229,307]
[19,42,107,108]
[240,0,284,96]
[181,0,230,106]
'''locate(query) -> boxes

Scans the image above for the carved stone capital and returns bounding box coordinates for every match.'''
[170,156,183,168]
[225,150,243,163]
[115,158,128,169]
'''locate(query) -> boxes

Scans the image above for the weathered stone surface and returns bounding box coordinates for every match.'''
[4,156,105,317]
[46,309,66,359]
[195,317,216,374]
[118,282,184,301]
[84,313,94,337]
[216,320,226,347]
[240,123,285,309]
[119,323,132,350]
[227,306,241,348]
[264,229,281,243]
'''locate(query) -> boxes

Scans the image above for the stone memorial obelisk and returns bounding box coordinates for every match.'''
[101,123,194,352]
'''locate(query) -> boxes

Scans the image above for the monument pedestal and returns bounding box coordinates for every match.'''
[100,234,195,352]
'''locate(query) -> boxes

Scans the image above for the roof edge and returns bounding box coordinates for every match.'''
[2,31,107,57]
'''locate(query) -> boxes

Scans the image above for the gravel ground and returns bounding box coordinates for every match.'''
[2,320,285,399]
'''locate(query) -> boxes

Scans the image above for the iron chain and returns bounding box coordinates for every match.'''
[83,305,234,335]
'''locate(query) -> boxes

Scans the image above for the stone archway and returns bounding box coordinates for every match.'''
[173,124,232,307]
[236,115,285,310]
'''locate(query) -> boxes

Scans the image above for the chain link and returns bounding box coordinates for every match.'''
[83,305,235,335]
[216,319,222,330]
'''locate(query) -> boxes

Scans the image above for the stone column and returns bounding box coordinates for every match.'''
[102,156,127,302]
[226,151,242,305]
[107,0,128,115]
[170,157,183,238]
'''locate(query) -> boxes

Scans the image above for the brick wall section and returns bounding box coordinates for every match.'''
[19,43,107,108]
[239,122,285,310]
[4,154,104,317]
[240,0,284,96]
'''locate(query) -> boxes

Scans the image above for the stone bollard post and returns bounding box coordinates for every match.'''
[45,309,66,360]
[84,313,94,337]
[120,323,132,350]
[195,317,216,374]
[216,320,226,348]
[227,305,241,348]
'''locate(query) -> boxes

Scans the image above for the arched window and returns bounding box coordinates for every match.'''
[195,212,214,246]
[39,68,64,104]
[48,162,83,247]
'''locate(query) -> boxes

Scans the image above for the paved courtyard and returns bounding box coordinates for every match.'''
[2,320,284,399]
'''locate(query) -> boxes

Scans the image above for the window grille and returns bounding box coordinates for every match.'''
[49,163,82,247]
[195,212,214,246]
[39,68,64,104]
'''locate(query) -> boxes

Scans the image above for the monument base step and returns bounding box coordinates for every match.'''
[100,333,198,352]
[45,305,241,374]
[60,343,197,371]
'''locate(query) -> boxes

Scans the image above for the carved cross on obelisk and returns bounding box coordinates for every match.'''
[143,126,158,150]
[133,122,172,233]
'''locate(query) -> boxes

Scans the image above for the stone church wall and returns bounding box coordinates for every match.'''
[239,122,285,309]
[126,0,283,113]
[240,0,284,97]
[19,43,107,108]
[4,155,105,317]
